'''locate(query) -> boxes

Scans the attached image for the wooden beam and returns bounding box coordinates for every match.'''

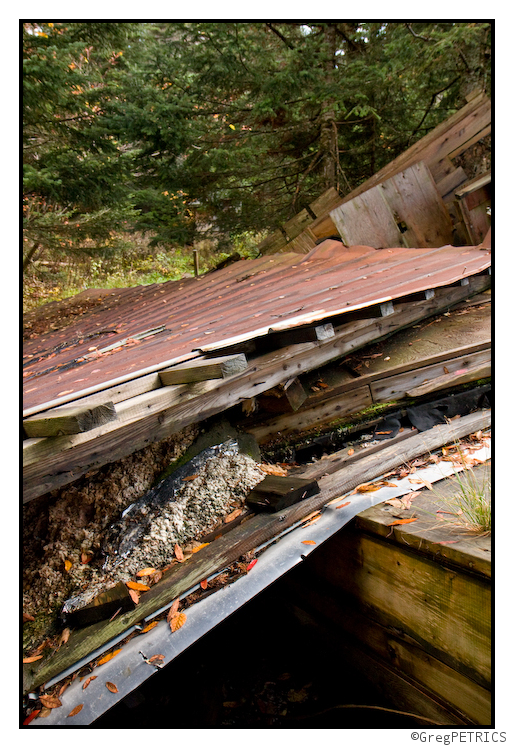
[22,410,490,693]
[159,354,248,385]
[267,322,335,347]
[23,402,117,438]
[281,377,308,411]
[406,360,491,398]
[246,475,320,512]
[370,349,491,403]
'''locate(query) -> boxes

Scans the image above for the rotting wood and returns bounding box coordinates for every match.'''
[405,360,491,398]
[158,354,248,385]
[246,475,320,512]
[23,402,117,438]
[23,380,219,469]
[370,348,491,403]
[247,342,490,442]
[22,276,491,502]
[23,408,490,692]
[378,163,454,248]
[247,385,372,443]
[280,377,307,411]
[455,171,491,201]
[354,468,491,578]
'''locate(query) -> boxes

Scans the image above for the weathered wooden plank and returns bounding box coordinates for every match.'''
[288,581,490,724]
[306,526,491,687]
[437,167,469,202]
[309,187,342,217]
[370,349,491,403]
[267,322,335,347]
[281,377,308,411]
[287,231,317,254]
[23,381,218,468]
[330,188,403,248]
[23,410,490,693]
[380,162,454,247]
[246,475,319,512]
[23,402,117,438]
[158,354,248,385]
[257,229,289,255]
[283,208,313,240]
[22,278,490,502]
[304,341,490,408]
[22,355,199,418]
[354,464,491,578]
[446,124,491,162]
[406,360,490,397]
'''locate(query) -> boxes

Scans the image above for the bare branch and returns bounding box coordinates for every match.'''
[265,23,295,50]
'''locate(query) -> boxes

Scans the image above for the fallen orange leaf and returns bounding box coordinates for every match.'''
[191,543,209,553]
[347,448,355,456]
[246,558,258,571]
[82,676,97,690]
[23,709,40,725]
[224,508,242,523]
[388,518,417,526]
[174,544,184,562]
[356,483,379,493]
[126,581,150,592]
[301,540,316,545]
[128,589,140,605]
[136,567,157,577]
[97,649,122,666]
[105,682,118,693]
[58,627,71,648]
[23,655,43,663]
[141,621,158,633]
[64,559,73,572]
[68,704,83,717]
[39,694,62,709]
[167,599,180,622]
[182,474,199,482]
[336,501,351,509]
[200,579,208,590]
[169,612,187,633]
[148,654,165,665]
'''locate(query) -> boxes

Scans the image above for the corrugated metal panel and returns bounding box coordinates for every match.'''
[23,241,490,413]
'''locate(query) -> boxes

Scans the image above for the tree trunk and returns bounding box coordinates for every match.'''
[23,242,42,273]
[320,24,339,192]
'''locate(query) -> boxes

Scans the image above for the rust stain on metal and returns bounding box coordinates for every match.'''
[23,241,490,414]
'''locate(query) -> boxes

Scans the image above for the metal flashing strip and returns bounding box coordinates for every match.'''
[31,440,490,725]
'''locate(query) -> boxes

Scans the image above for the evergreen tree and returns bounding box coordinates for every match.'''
[22,22,140,271]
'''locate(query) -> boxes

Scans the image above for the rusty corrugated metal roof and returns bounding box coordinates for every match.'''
[23,241,491,414]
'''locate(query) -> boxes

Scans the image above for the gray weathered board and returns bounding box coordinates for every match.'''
[330,162,453,249]
[23,402,117,438]
[158,354,248,385]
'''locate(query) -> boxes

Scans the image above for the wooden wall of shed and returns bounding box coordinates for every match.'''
[284,521,491,725]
